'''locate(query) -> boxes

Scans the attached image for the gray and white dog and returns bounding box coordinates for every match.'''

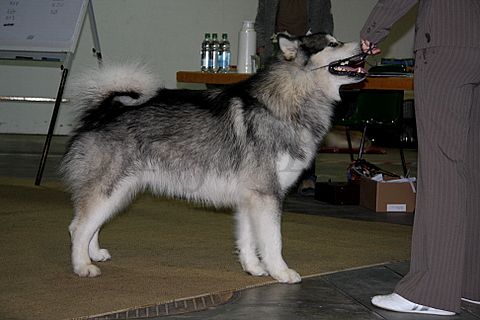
[61,33,366,283]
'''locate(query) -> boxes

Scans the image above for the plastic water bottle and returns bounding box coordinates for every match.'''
[218,33,231,73]
[237,21,256,73]
[209,33,220,73]
[200,33,211,72]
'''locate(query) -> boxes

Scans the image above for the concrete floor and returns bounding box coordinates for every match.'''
[101,261,480,320]
[1,134,479,320]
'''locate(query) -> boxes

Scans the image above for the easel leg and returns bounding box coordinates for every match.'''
[88,0,103,65]
[35,67,69,186]
[35,1,101,185]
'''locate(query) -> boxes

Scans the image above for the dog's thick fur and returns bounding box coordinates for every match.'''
[61,33,365,283]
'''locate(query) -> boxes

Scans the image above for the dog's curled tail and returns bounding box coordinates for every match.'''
[72,62,161,109]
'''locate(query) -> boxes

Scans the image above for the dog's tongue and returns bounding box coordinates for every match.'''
[355,66,367,74]
[349,61,367,74]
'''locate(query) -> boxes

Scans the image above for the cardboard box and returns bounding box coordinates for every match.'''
[359,176,416,213]
[315,182,359,205]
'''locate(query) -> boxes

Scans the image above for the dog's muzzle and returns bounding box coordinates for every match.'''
[328,53,368,79]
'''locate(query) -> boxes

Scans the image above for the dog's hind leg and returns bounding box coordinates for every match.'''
[235,207,268,277]
[246,192,301,284]
[69,183,133,277]
[88,229,111,262]
[69,198,116,277]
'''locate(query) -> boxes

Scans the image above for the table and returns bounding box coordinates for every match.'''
[176,71,413,91]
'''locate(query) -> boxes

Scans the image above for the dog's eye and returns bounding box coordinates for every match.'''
[328,42,339,48]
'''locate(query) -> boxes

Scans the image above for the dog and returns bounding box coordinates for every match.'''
[61,32,366,283]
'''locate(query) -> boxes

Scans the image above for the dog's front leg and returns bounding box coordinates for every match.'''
[235,207,269,277]
[247,193,301,284]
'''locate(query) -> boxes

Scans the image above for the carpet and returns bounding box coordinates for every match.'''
[0,178,412,320]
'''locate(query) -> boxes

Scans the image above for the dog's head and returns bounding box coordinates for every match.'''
[277,33,367,86]
[253,33,367,120]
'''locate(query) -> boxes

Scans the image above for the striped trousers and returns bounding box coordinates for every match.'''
[394,47,480,313]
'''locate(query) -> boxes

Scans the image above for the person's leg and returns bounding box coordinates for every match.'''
[393,47,480,313]
[298,161,316,196]
[461,72,480,304]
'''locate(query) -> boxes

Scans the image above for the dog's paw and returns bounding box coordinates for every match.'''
[74,264,102,277]
[270,268,302,284]
[90,248,111,262]
[243,262,269,277]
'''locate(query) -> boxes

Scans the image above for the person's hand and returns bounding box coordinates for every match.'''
[361,39,381,55]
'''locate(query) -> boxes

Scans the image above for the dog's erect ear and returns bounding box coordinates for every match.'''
[278,34,300,61]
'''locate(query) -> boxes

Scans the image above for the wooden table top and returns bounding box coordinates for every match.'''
[176,71,414,91]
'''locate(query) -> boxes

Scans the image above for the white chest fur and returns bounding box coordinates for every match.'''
[275,130,316,191]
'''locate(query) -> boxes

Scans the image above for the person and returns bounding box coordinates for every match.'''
[360,0,480,315]
[254,0,334,196]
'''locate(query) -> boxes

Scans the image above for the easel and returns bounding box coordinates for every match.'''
[35,1,102,185]
[0,0,102,186]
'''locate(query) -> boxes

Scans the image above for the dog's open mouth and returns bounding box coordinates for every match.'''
[328,53,367,79]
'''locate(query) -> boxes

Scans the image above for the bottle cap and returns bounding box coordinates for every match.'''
[242,21,254,29]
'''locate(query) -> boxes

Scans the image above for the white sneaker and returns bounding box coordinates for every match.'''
[462,297,480,305]
[371,293,456,316]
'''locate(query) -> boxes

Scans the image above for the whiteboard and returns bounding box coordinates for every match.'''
[0,0,88,58]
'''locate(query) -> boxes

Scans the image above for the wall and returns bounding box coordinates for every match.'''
[0,0,416,135]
